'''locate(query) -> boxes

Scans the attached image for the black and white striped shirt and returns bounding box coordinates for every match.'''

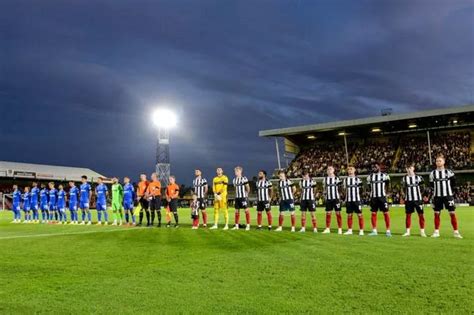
[233,176,249,198]
[300,179,316,201]
[344,176,362,202]
[279,179,294,201]
[324,177,341,200]
[367,173,390,198]
[193,177,208,198]
[256,179,272,202]
[429,169,455,197]
[402,175,423,201]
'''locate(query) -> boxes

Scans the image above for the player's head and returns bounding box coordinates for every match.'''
[347,165,356,176]
[24,186,30,192]
[13,184,18,190]
[32,182,37,187]
[372,163,381,172]
[151,173,158,181]
[435,154,445,168]
[258,170,267,179]
[48,182,54,189]
[327,165,335,176]
[40,183,46,189]
[58,184,64,190]
[406,163,415,175]
[302,169,310,179]
[192,193,197,201]
[97,177,103,184]
[81,175,88,183]
[216,168,223,176]
[124,177,130,184]
[234,166,243,177]
[278,170,286,180]
[169,175,176,184]
[195,169,202,177]
[112,177,118,184]
[140,174,147,181]
[68,181,74,187]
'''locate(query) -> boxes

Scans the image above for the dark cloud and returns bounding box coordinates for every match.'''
[1,0,473,184]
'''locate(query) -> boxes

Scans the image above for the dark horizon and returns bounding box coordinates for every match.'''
[1,0,473,184]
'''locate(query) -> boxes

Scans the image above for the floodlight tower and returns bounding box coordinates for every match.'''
[152,108,177,187]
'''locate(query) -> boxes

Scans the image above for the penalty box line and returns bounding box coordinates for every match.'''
[0,227,147,240]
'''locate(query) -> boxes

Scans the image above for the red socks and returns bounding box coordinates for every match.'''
[406,213,412,229]
[279,214,284,227]
[358,215,364,230]
[434,212,441,230]
[450,212,458,230]
[245,210,250,225]
[235,212,240,225]
[383,212,390,229]
[267,211,273,226]
[290,214,296,227]
[202,211,207,225]
[418,213,425,229]
[301,214,307,228]
[371,212,377,229]
[326,212,331,228]
[257,212,263,226]
[336,212,342,229]
[311,217,317,229]
[193,218,199,227]
[347,214,353,229]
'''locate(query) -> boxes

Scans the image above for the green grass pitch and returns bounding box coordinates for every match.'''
[0,206,472,314]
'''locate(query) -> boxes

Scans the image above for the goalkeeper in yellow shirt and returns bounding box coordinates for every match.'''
[210,167,229,230]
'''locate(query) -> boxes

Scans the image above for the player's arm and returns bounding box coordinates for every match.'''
[173,187,180,199]
[203,181,208,196]
[268,182,273,200]
[449,171,457,193]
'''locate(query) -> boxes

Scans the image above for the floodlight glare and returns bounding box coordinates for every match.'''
[152,108,177,129]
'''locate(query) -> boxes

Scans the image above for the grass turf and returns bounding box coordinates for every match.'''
[0,206,472,314]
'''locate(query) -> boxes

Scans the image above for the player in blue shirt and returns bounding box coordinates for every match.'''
[57,185,67,224]
[30,182,40,223]
[22,187,31,223]
[123,177,136,226]
[95,177,109,225]
[68,181,79,225]
[80,175,92,225]
[48,182,58,223]
[11,185,22,223]
[39,183,49,223]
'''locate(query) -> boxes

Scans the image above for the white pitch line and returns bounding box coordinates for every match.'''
[0,227,146,240]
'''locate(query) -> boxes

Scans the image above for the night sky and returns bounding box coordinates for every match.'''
[1,0,473,184]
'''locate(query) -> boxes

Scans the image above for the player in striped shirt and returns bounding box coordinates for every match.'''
[193,169,208,227]
[367,163,391,237]
[299,170,317,233]
[429,154,462,239]
[322,166,343,234]
[343,165,364,236]
[275,170,296,232]
[232,166,251,230]
[256,170,273,230]
[402,163,426,237]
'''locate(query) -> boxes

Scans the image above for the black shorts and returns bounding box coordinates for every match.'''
[346,201,362,214]
[150,197,162,211]
[300,200,316,212]
[279,199,295,212]
[234,198,249,210]
[197,198,207,210]
[256,201,271,212]
[325,199,341,212]
[433,196,455,212]
[370,197,389,212]
[405,201,423,214]
[168,199,178,213]
[139,197,149,211]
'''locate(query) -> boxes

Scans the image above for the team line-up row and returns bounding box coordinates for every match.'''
[8,155,463,238]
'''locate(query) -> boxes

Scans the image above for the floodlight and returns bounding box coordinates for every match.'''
[371,128,381,133]
[307,135,316,140]
[152,108,177,129]
[408,124,417,129]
